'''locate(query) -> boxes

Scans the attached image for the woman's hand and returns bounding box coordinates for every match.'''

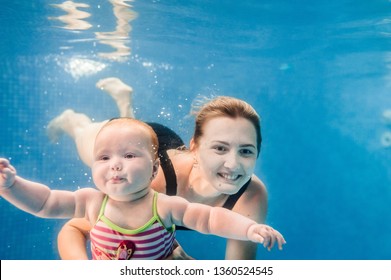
[165,240,195,260]
[57,218,92,260]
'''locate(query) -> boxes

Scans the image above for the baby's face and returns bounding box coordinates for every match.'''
[91,123,157,201]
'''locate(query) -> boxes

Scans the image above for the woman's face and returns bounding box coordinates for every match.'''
[194,116,258,194]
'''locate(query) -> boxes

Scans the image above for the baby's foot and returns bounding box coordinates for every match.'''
[47,109,91,142]
[96,77,134,118]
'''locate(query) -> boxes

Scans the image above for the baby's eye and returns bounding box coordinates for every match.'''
[99,155,110,161]
[124,153,135,159]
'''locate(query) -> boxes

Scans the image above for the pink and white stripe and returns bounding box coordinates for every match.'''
[90,220,175,260]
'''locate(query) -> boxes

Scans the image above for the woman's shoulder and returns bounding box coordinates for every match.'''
[167,149,193,178]
[246,175,268,198]
[238,175,268,210]
[167,148,192,163]
[231,175,268,223]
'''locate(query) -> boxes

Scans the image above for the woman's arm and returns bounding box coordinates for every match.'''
[57,218,92,260]
[225,175,268,259]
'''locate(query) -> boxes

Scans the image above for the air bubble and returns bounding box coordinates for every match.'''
[380,131,391,147]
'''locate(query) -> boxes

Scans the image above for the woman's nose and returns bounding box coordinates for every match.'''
[224,152,240,169]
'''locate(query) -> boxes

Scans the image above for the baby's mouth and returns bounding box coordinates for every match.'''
[111,176,125,183]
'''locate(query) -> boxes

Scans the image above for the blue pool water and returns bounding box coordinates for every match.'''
[1,0,391,260]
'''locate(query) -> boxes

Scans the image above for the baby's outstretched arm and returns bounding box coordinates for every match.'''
[204,206,285,251]
[0,158,52,215]
[0,158,83,218]
[160,194,286,251]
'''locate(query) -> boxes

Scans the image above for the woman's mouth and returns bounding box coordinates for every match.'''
[218,173,241,182]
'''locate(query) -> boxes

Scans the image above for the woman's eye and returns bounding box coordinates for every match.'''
[240,149,256,156]
[213,146,227,152]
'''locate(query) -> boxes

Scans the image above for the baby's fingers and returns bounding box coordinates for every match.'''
[263,231,278,251]
[0,158,9,169]
[270,230,286,250]
[263,228,286,251]
[0,159,16,189]
[253,234,265,245]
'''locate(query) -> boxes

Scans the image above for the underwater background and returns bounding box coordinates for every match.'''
[1,0,391,260]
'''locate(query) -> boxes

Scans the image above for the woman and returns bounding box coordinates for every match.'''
[51,78,269,259]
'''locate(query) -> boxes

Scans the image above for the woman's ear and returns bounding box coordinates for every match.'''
[189,138,199,168]
[189,138,195,151]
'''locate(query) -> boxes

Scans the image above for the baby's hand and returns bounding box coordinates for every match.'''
[247,224,286,251]
[0,158,17,191]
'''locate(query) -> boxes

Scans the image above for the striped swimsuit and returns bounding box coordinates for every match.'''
[90,192,176,260]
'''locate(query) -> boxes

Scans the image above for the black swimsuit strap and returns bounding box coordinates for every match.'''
[221,179,251,210]
[176,179,252,231]
[159,150,178,196]
[146,122,184,197]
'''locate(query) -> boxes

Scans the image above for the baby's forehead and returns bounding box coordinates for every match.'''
[99,124,149,140]
[101,120,147,134]
[96,123,151,146]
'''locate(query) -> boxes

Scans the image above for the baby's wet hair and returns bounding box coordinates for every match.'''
[98,117,159,160]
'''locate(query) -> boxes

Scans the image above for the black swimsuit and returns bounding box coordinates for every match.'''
[148,122,185,196]
[148,122,250,229]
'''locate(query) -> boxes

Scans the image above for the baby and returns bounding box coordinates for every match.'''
[0,118,285,260]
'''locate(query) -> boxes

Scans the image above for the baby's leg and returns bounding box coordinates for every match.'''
[47,109,92,142]
[96,77,134,118]
[47,110,107,167]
